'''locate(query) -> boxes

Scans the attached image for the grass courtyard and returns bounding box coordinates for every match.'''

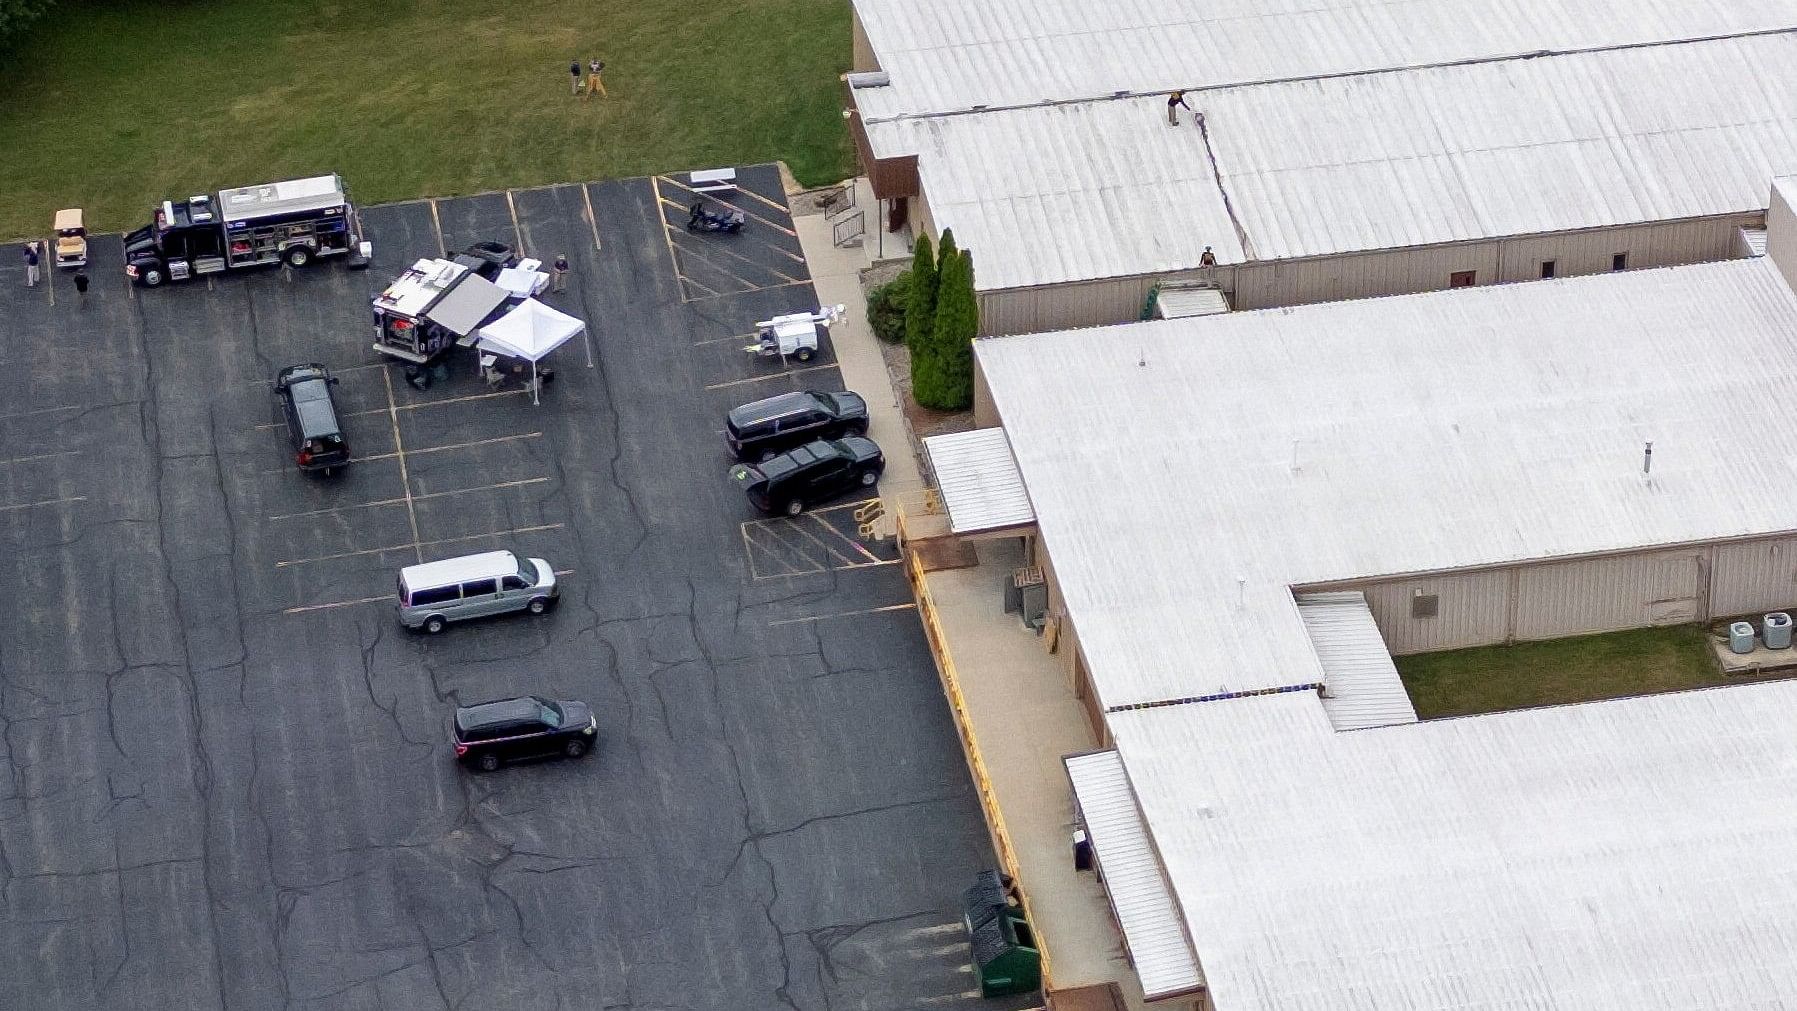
[1394,624,1752,719]
[0,0,854,240]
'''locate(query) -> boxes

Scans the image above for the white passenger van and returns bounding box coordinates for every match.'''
[397,550,557,633]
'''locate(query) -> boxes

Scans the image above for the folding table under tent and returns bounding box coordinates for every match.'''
[473,298,587,404]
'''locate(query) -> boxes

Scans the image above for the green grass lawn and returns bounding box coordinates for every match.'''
[1394,624,1749,719]
[0,0,854,240]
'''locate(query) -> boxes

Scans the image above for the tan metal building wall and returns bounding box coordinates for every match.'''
[979,275,1157,336]
[1332,536,1797,657]
[1353,569,1512,655]
[969,213,1760,334]
[1511,549,1704,639]
[1711,536,1797,618]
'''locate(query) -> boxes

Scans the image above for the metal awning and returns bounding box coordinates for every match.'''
[923,428,1035,535]
[425,274,509,336]
[1065,750,1204,1001]
[1296,591,1419,731]
[1153,282,1230,319]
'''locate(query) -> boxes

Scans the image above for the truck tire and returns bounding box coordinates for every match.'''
[140,265,165,287]
[283,245,314,268]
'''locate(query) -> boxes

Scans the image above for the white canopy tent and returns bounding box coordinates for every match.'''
[473,298,586,403]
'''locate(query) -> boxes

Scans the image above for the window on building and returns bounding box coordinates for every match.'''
[1449,271,1476,288]
[1612,252,1629,272]
[1540,260,1556,279]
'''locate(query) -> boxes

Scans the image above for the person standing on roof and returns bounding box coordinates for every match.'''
[1167,90,1192,126]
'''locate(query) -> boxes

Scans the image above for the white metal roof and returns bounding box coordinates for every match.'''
[1063,751,1203,1001]
[400,550,521,590]
[1108,682,1797,1009]
[851,0,1796,119]
[977,256,1797,710]
[923,428,1035,534]
[871,32,1797,290]
[868,104,1243,289]
[1296,592,1418,731]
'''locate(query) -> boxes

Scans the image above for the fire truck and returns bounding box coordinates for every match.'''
[123,174,358,287]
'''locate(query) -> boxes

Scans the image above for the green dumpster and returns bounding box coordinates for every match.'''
[962,871,1042,998]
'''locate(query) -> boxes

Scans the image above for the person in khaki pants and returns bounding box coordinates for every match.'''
[585,58,607,98]
[569,59,582,96]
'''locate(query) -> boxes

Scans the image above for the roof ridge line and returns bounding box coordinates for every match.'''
[862,24,1797,126]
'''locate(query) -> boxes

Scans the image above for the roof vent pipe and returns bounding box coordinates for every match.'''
[1643,440,1653,476]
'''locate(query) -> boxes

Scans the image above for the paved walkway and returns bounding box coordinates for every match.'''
[792,177,1150,1009]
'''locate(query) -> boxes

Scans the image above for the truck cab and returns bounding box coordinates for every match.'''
[124,196,227,286]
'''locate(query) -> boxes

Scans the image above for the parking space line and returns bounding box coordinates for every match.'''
[580,183,603,251]
[780,518,863,567]
[505,190,526,251]
[0,495,86,513]
[243,362,387,387]
[260,432,543,476]
[0,450,81,467]
[692,331,759,348]
[0,403,86,423]
[649,176,690,298]
[655,176,800,237]
[255,389,531,429]
[803,512,884,562]
[428,199,447,255]
[655,194,805,267]
[659,230,776,293]
[274,523,564,568]
[663,221,803,284]
[742,524,825,577]
[703,364,835,391]
[684,279,812,302]
[381,368,425,563]
[286,566,579,616]
[768,603,917,626]
[680,274,721,300]
[283,594,391,616]
[266,477,550,521]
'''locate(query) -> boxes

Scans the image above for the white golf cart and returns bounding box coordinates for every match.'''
[745,304,845,363]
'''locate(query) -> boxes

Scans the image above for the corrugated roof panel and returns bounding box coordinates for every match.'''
[1109,681,1797,1008]
[977,257,1797,710]
[1296,592,1419,731]
[1064,751,1203,1000]
[924,428,1035,534]
[852,0,1796,118]
[871,33,1797,289]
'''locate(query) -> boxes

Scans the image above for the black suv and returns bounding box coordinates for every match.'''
[726,390,869,461]
[452,696,596,772]
[731,437,884,515]
[275,364,350,474]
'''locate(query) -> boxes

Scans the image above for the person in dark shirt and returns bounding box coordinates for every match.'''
[24,242,40,287]
[73,269,90,297]
[569,60,582,96]
[1167,90,1192,126]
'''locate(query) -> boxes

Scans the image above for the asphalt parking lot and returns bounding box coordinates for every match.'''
[0,165,1031,1009]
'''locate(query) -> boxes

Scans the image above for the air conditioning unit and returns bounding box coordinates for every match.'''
[1014,566,1047,629]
